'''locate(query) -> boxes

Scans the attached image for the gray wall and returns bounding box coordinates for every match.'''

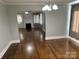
[0,4,12,53]
[7,5,68,40]
[46,6,67,37]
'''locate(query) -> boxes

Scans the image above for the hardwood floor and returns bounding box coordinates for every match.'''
[2,29,79,59]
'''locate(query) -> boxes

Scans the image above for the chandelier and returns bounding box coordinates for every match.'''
[42,0,59,11]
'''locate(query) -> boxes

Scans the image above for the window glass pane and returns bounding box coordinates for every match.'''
[40,13,43,24]
[72,10,79,33]
[34,15,40,23]
[17,14,22,24]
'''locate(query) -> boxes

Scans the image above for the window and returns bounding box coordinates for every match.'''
[34,15,40,23]
[33,13,43,24]
[17,14,23,24]
[72,10,79,33]
[40,13,43,24]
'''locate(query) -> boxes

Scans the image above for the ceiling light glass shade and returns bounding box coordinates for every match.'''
[42,5,49,11]
[52,4,59,10]
[25,12,29,14]
[42,4,59,11]
[48,5,52,11]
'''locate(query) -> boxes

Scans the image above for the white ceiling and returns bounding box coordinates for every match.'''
[2,0,76,5]
[3,0,67,3]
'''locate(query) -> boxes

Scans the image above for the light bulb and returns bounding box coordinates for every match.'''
[48,5,52,11]
[42,5,50,11]
[25,12,29,14]
[52,4,59,10]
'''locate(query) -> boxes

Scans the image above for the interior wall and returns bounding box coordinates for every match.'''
[0,4,12,54]
[7,5,68,40]
[46,6,67,37]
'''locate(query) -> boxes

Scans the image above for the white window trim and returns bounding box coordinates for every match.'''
[67,0,79,36]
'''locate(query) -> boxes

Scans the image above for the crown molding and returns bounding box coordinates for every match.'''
[5,2,46,5]
[69,0,79,5]
[0,0,74,5]
[4,1,67,5]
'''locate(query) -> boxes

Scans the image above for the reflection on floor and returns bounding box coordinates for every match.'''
[2,29,79,59]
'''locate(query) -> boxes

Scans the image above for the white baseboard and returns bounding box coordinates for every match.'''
[0,40,20,59]
[45,36,67,40]
[46,36,79,46]
[68,36,79,46]
[10,40,20,43]
[0,36,79,58]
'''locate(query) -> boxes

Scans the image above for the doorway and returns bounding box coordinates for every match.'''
[16,11,46,41]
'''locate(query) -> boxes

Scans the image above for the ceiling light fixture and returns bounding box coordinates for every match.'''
[42,5,50,11]
[52,4,59,10]
[25,11,29,14]
[42,0,59,11]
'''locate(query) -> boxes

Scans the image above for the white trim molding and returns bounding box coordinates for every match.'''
[67,0,79,46]
[5,2,45,5]
[10,40,20,43]
[66,4,72,36]
[46,36,79,46]
[69,0,79,5]
[67,0,79,36]
[68,36,79,46]
[45,36,67,40]
[0,40,20,59]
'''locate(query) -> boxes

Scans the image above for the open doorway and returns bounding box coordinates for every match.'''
[16,11,46,42]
